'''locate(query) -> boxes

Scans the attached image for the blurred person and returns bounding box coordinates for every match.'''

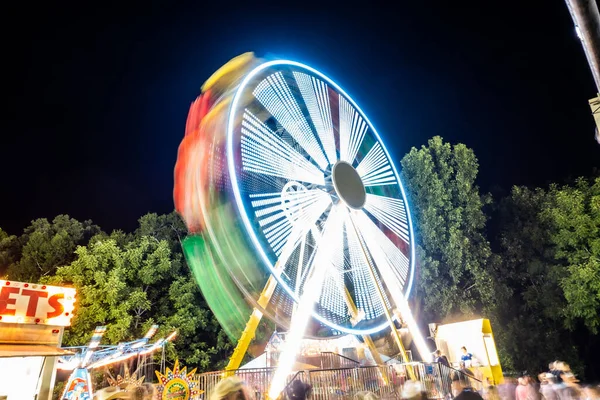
[558,372,583,400]
[435,349,450,367]
[461,347,473,366]
[354,391,380,400]
[498,376,517,400]
[516,374,538,400]
[457,362,475,378]
[285,379,312,400]
[538,373,558,400]
[401,380,427,400]
[483,377,500,400]
[454,379,484,400]
[131,383,156,400]
[434,350,452,398]
[210,376,254,400]
[582,385,600,400]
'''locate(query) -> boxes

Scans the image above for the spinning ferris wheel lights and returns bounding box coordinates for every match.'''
[174,54,430,394]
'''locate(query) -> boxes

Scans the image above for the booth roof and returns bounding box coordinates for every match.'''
[0,344,74,358]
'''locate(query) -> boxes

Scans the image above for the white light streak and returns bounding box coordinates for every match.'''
[241,111,324,185]
[250,190,331,256]
[294,72,337,165]
[268,205,344,400]
[346,214,386,320]
[353,211,409,294]
[351,211,431,361]
[339,96,368,164]
[319,207,348,317]
[396,296,433,362]
[356,142,395,186]
[364,194,410,244]
[253,72,329,169]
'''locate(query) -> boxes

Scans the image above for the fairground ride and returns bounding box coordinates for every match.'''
[174,53,432,399]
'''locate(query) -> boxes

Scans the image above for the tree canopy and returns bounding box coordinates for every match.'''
[400,136,496,321]
[0,138,597,380]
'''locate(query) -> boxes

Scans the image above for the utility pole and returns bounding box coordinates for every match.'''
[564,0,600,141]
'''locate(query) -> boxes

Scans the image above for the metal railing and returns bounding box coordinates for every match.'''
[195,361,481,399]
[319,352,360,369]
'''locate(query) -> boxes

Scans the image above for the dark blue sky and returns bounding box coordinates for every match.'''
[3,0,599,234]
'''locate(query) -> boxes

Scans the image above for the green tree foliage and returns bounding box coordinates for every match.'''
[0,228,19,277]
[543,178,600,334]
[1,215,100,282]
[492,178,600,377]
[492,186,580,374]
[400,136,496,321]
[45,212,233,371]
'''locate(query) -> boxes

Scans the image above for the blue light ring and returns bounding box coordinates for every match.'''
[226,59,416,335]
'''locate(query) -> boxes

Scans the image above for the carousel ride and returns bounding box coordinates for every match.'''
[174,53,433,399]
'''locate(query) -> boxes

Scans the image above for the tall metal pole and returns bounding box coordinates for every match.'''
[564,0,600,92]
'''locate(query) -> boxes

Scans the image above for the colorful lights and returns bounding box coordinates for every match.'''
[226,59,416,334]
[0,280,76,327]
[58,326,177,372]
[175,56,428,387]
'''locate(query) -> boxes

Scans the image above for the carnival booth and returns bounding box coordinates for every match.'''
[431,318,503,384]
[0,279,76,400]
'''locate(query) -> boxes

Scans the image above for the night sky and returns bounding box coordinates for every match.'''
[3,0,599,234]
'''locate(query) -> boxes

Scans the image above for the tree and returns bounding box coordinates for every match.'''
[543,177,600,334]
[0,228,19,277]
[491,186,579,375]
[491,179,600,378]
[45,212,233,371]
[400,136,497,322]
[3,215,100,282]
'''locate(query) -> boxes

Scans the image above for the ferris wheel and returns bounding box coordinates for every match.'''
[174,54,427,376]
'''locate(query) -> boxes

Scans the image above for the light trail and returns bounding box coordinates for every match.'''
[364,193,410,244]
[294,72,337,165]
[267,205,344,400]
[241,110,325,185]
[254,72,329,169]
[339,96,368,164]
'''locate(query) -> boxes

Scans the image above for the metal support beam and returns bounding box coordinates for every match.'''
[565,0,600,91]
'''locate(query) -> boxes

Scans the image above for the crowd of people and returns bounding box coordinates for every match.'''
[207,359,600,400]
[492,361,600,400]
[463,360,600,400]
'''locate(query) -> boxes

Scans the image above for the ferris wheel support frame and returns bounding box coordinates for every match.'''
[225,274,278,371]
[347,214,416,380]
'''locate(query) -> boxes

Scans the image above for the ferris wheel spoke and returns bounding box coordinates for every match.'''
[251,190,331,258]
[362,173,397,187]
[338,96,368,164]
[294,205,346,314]
[293,72,337,165]
[356,142,390,179]
[352,211,410,293]
[345,213,387,320]
[253,72,329,169]
[242,111,325,185]
[315,206,347,317]
[363,193,410,244]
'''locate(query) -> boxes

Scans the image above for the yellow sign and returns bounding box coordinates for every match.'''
[155,360,202,400]
[163,377,190,400]
[0,280,76,326]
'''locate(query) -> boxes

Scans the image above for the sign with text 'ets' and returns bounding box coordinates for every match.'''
[0,280,76,326]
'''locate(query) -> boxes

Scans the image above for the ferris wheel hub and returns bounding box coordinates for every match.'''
[331,161,366,209]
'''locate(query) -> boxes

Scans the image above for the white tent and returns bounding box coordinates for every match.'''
[240,353,268,369]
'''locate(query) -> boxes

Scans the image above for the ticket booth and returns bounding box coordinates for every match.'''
[0,279,76,400]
